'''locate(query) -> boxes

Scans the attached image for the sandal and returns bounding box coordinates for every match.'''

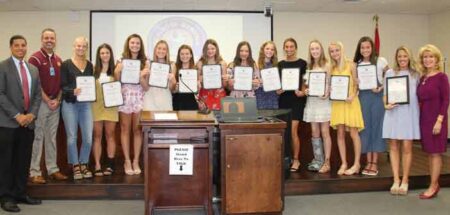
[318,162,330,174]
[361,162,372,175]
[73,164,83,180]
[398,183,409,195]
[103,157,115,176]
[290,160,301,172]
[337,164,347,175]
[366,163,379,176]
[80,164,93,178]
[94,169,104,177]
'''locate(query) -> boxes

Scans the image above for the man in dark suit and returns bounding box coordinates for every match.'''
[0,35,42,213]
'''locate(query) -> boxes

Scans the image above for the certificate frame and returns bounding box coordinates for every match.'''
[281,68,300,91]
[307,71,327,97]
[330,75,350,101]
[202,64,222,90]
[76,76,96,102]
[178,69,198,93]
[260,67,281,92]
[101,81,124,108]
[149,62,171,88]
[386,75,410,105]
[357,64,378,90]
[232,66,254,91]
[120,59,141,85]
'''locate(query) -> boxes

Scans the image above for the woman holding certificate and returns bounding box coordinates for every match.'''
[255,41,279,109]
[277,38,307,172]
[114,34,149,175]
[60,36,94,179]
[172,45,199,110]
[226,41,260,98]
[303,40,332,173]
[197,39,228,110]
[329,41,364,175]
[382,46,420,195]
[417,44,449,199]
[91,43,118,176]
[143,40,176,111]
[353,36,389,176]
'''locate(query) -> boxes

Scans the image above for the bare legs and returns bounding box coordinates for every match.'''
[336,125,361,175]
[389,139,412,194]
[311,122,332,173]
[423,153,442,196]
[93,121,117,175]
[120,112,142,175]
[290,120,301,171]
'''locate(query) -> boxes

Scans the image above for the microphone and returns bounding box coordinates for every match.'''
[179,73,211,115]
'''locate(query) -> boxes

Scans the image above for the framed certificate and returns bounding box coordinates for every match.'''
[260,67,281,92]
[178,69,198,93]
[202,64,222,89]
[102,81,124,108]
[76,76,96,102]
[357,64,378,90]
[330,75,350,101]
[149,62,171,88]
[307,71,327,97]
[233,66,253,91]
[386,75,409,105]
[281,68,300,91]
[120,59,141,84]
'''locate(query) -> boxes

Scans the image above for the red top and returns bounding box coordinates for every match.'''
[199,88,226,111]
[28,48,62,98]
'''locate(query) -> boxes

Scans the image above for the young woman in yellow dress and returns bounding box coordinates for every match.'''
[328,41,364,175]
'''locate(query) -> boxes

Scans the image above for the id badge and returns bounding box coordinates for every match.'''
[50,67,55,76]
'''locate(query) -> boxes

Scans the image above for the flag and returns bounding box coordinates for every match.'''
[374,15,380,56]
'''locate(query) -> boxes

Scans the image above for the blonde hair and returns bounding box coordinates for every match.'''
[418,44,443,75]
[308,39,328,70]
[72,36,89,58]
[258,41,278,69]
[328,41,347,71]
[393,46,419,78]
[153,40,170,63]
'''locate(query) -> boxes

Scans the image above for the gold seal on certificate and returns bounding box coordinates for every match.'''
[233,66,253,91]
[307,71,327,97]
[260,67,281,92]
[357,64,378,90]
[386,75,410,105]
[178,69,198,93]
[202,64,222,89]
[330,75,350,101]
[102,81,124,108]
[281,68,300,91]
[76,76,96,102]
[149,62,171,88]
[120,59,141,84]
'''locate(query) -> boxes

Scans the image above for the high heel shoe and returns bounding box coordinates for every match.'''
[124,160,134,175]
[318,163,330,174]
[390,182,400,195]
[133,160,141,175]
[290,160,301,172]
[398,183,409,195]
[419,185,440,199]
[337,164,347,175]
[344,165,360,175]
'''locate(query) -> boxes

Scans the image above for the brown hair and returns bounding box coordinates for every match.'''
[257,41,278,69]
[122,34,147,69]
[199,39,223,64]
[175,44,195,81]
[232,41,255,67]
[94,43,115,79]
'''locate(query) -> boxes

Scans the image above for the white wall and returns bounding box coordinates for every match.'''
[0,11,89,60]
[273,12,429,66]
[429,10,450,138]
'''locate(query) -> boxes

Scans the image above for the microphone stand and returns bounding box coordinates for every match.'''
[179,74,211,115]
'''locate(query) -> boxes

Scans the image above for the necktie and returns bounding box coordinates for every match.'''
[19,61,30,111]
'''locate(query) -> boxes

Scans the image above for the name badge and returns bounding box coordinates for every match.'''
[50,67,55,76]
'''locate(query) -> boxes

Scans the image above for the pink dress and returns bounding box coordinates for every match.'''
[417,72,449,153]
[118,84,144,114]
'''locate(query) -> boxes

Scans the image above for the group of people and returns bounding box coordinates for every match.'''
[0,28,448,213]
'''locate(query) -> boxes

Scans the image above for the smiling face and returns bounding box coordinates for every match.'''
[10,38,27,60]
[41,31,56,53]
[206,43,217,59]
[396,49,409,70]
[239,44,250,61]
[284,41,297,58]
[155,42,168,59]
[99,47,111,64]
[73,38,87,57]
[128,37,141,55]
[422,51,437,70]
[329,44,341,62]
[309,42,322,60]
[263,43,275,59]
[179,48,192,64]
[360,41,372,60]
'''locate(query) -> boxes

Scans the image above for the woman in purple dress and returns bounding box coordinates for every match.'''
[417,44,449,199]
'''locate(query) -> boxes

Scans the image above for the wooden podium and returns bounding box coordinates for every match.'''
[219,120,286,215]
[140,111,215,215]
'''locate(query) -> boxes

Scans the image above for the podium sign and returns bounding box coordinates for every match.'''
[169,144,194,175]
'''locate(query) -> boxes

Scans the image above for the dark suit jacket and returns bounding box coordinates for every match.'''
[0,57,41,129]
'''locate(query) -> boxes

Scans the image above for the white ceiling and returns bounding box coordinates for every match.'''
[0,0,450,14]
